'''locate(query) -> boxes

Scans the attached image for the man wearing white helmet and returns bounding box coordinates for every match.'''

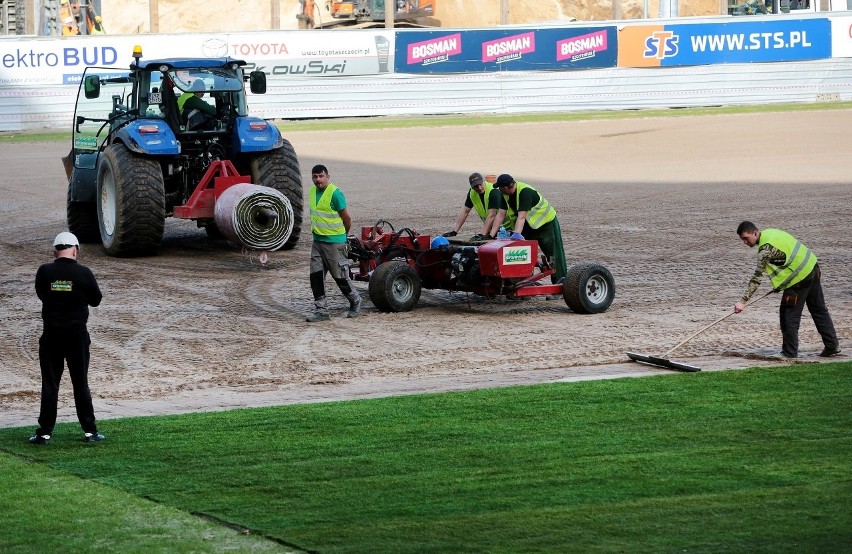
[30,232,104,445]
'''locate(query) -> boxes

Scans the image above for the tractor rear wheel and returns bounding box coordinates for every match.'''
[67,186,100,243]
[563,262,615,314]
[250,139,302,250]
[97,143,165,256]
[369,261,422,312]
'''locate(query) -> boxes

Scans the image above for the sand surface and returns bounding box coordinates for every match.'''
[1,110,849,429]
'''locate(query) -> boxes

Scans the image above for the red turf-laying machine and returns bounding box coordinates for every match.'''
[346,221,616,313]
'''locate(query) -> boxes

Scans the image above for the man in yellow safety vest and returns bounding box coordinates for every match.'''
[178,79,216,130]
[306,164,361,322]
[487,174,567,284]
[735,221,840,358]
[442,172,506,240]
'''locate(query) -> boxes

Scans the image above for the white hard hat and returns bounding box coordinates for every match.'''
[53,231,80,248]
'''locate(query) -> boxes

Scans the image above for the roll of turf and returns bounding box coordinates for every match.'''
[214,183,294,251]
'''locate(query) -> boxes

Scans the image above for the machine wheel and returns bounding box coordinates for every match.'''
[67,186,100,243]
[369,261,422,312]
[563,262,615,314]
[97,143,166,256]
[250,139,302,250]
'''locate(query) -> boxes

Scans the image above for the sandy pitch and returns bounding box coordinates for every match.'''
[1,110,849,429]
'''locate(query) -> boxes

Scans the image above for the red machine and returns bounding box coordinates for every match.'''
[347,221,615,313]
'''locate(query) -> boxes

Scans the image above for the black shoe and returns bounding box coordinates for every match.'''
[83,432,105,443]
[29,434,50,445]
[819,345,842,357]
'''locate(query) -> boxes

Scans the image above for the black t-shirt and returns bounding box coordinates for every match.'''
[35,258,102,327]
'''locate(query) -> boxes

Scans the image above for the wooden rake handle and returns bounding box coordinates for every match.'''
[662,290,774,358]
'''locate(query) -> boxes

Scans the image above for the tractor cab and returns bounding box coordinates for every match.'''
[164,67,249,133]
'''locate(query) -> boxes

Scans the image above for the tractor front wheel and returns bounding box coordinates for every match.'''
[369,261,422,312]
[97,143,165,256]
[563,262,615,314]
[67,186,100,243]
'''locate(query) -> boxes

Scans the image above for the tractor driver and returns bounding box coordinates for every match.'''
[178,79,216,130]
[487,173,568,284]
[442,172,507,240]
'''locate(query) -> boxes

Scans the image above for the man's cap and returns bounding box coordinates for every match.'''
[191,79,206,92]
[495,173,514,188]
[53,231,79,248]
[468,172,484,186]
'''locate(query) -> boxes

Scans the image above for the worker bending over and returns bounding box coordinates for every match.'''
[487,174,567,283]
[734,220,840,358]
[442,172,506,239]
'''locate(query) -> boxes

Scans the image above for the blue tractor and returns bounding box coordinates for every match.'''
[64,46,302,256]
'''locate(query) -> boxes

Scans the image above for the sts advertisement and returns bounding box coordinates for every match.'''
[618,19,831,67]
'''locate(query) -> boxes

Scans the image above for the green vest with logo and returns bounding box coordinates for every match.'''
[310,183,345,237]
[469,182,495,221]
[758,228,817,290]
[503,182,557,230]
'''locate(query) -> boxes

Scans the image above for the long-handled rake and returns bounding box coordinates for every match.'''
[626,290,774,372]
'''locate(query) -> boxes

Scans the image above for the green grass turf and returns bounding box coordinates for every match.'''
[3,101,852,142]
[1,362,850,553]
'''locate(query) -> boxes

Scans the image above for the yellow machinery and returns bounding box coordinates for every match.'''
[59,0,105,35]
[300,0,436,29]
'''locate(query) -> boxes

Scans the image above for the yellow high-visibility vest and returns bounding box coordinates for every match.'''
[758,228,817,290]
[310,183,345,236]
[503,182,556,230]
[468,182,495,221]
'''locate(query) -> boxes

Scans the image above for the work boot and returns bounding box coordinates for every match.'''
[346,297,362,318]
[819,345,842,357]
[306,310,330,322]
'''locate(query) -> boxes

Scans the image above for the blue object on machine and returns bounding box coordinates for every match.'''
[510,232,525,240]
[496,228,510,239]
[431,235,450,249]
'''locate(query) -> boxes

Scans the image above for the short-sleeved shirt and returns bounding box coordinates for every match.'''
[312,186,347,244]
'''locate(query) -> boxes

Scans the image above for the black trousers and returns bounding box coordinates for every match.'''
[36,326,98,435]
[779,264,838,357]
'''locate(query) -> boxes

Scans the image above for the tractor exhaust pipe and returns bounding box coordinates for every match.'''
[214,184,294,251]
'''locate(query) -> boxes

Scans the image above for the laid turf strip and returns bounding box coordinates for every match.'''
[2,362,850,553]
